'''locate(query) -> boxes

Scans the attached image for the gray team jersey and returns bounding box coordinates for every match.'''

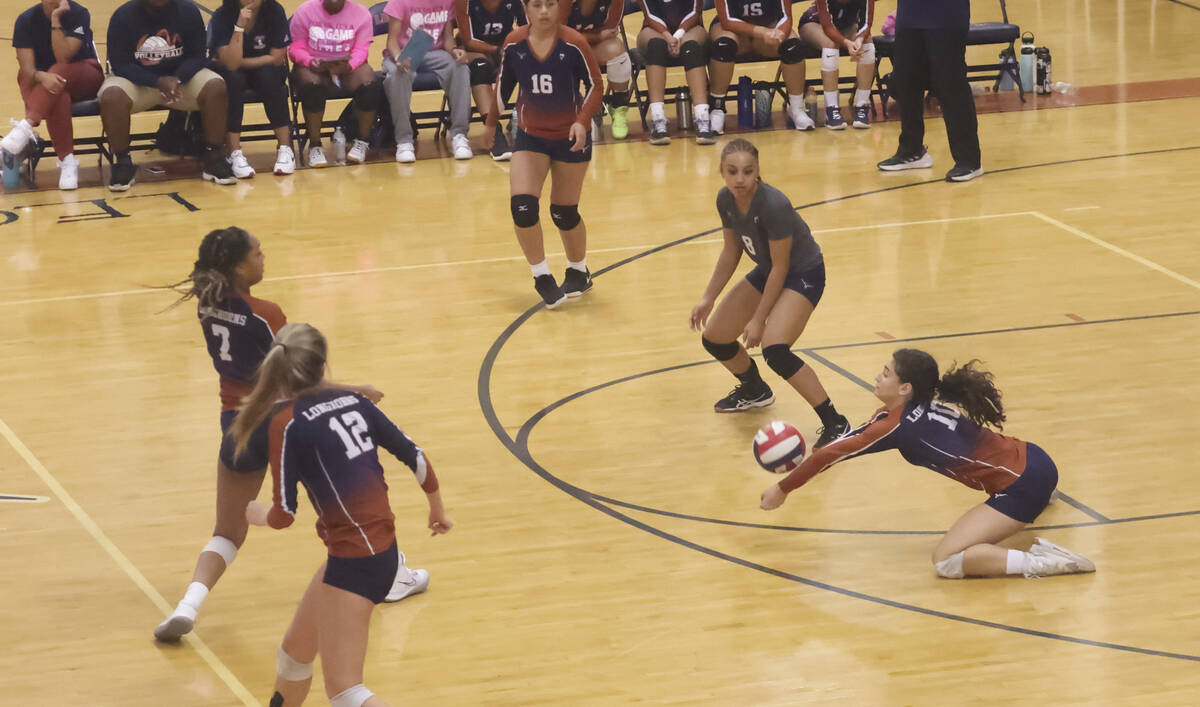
[716,182,823,272]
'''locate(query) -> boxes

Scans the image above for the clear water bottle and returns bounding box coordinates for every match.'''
[753,82,772,129]
[332,126,347,164]
[676,88,692,131]
[1019,32,1035,94]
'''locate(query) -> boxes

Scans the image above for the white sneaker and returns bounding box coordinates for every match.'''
[451,133,472,160]
[153,605,197,642]
[790,108,815,131]
[1024,537,1096,578]
[0,118,36,156]
[227,149,255,179]
[347,138,369,164]
[383,552,430,603]
[307,144,327,167]
[395,141,416,163]
[710,109,725,135]
[273,145,296,175]
[57,154,78,190]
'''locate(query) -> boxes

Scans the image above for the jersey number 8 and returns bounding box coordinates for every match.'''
[530,74,554,94]
[330,411,374,459]
[740,234,757,256]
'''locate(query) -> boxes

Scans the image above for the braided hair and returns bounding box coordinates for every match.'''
[892,348,1007,429]
[164,227,254,312]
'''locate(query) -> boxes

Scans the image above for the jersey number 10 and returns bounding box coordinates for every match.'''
[530,74,554,94]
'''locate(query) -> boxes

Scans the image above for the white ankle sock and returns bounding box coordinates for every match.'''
[1006,549,1030,575]
[854,89,870,107]
[788,94,804,114]
[179,581,209,614]
[649,102,666,121]
[824,91,838,108]
[530,260,550,277]
[567,258,587,272]
[693,103,709,121]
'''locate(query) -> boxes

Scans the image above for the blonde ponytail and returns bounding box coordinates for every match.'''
[229,323,328,456]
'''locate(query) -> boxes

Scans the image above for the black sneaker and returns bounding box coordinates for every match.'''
[108,153,136,192]
[561,267,592,297]
[534,274,567,309]
[648,117,670,145]
[490,125,512,162]
[814,415,850,449]
[695,116,715,145]
[713,382,775,413]
[202,147,237,185]
[877,147,933,171]
[945,164,984,182]
[852,105,871,129]
[825,105,846,130]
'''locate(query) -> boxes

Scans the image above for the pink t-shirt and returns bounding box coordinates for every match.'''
[384,0,455,48]
[289,0,374,68]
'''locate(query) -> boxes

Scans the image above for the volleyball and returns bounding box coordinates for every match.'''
[753,421,806,474]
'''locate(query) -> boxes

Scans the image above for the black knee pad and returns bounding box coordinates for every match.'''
[763,344,805,379]
[353,79,381,112]
[468,57,496,86]
[702,337,740,362]
[297,81,326,114]
[679,40,707,70]
[606,91,630,108]
[779,37,806,65]
[269,693,284,707]
[549,203,581,231]
[511,194,539,228]
[711,36,738,63]
[644,37,669,67]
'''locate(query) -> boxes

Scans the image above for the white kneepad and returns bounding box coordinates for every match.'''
[276,646,313,682]
[203,536,238,567]
[821,47,840,74]
[607,52,632,83]
[330,684,375,707]
[858,42,876,65]
[934,552,965,579]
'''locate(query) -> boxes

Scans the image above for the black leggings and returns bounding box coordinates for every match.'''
[213,64,291,134]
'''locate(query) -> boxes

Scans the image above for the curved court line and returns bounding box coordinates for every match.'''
[479,148,1200,664]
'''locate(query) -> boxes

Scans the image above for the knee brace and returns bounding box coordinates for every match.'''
[644,37,669,67]
[510,194,539,228]
[679,40,707,70]
[711,36,738,63]
[821,47,840,73]
[202,536,238,567]
[330,684,375,707]
[297,81,326,114]
[702,337,740,362]
[276,646,314,681]
[762,344,804,380]
[549,203,581,230]
[468,56,496,85]
[935,552,965,579]
[353,79,381,112]
[606,51,632,84]
[779,37,805,65]
[858,41,875,64]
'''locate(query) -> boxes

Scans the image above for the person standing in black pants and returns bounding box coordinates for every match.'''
[876,0,982,182]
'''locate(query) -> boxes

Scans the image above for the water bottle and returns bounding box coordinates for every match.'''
[1019,32,1035,94]
[804,91,819,127]
[675,88,692,131]
[1,150,19,190]
[753,82,772,129]
[1035,46,1052,95]
[737,76,753,128]
[332,126,347,164]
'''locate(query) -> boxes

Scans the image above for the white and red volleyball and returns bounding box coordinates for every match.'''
[753,421,807,474]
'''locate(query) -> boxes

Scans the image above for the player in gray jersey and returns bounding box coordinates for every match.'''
[689,139,850,448]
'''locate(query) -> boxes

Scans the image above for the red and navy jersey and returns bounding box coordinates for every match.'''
[561,0,622,33]
[198,295,286,411]
[716,0,790,33]
[778,400,1029,495]
[266,389,439,558]
[803,0,873,44]
[487,25,603,140]
[639,0,701,33]
[457,0,526,51]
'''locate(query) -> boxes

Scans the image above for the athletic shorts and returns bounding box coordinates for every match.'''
[986,442,1058,523]
[514,127,591,163]
[218,409,271,474]
[324,541,399,604]
[745,261,826,307]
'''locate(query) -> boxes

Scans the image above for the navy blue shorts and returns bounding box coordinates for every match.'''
[324,541,399,604]
[985,442,1058,523]
[746,261,826,307]
[218,409,271,474]
[514,128,591,163]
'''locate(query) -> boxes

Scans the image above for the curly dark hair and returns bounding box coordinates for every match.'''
[163,227,255,312]
[892,348,1007,429]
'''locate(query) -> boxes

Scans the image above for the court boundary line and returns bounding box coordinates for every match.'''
[0,417,261,707]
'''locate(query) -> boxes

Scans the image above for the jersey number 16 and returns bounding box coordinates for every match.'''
[530,74,554,94]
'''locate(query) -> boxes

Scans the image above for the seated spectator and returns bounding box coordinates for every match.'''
[2,0,104,190]
[288,0,380,167]
[708,0,813,133]
[797,0,876,129]
[384,0,473,163]
[99,0,235,191]
[635,0,712,145]
[454,0,526,160]
[208,0,296,176]
[560,0,633,139]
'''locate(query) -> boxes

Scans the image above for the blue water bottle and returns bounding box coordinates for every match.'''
[737,76,753,128]
[1,150,19,190]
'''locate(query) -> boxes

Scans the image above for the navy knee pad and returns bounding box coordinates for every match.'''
[297,81,326,114]
[353,79,381,112]
[763,344,805,379]
[468,57,496,86]
[702,337,740,362]
[606,91,630,108]
[679,40,707,70]
[511,194,539,228]
[711,36,738,63]
[549,203,581,231]
[779,37,806,65]
[644,37,669,67]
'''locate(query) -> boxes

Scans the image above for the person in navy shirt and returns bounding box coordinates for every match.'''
[559,0,633,139]
[636,0,713,145]
[455,0,526,160]
[796,0,877,130]
[761,348,1096,580]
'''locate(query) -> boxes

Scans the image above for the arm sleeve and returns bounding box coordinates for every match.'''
[776,0,791,30]
[777,409,902,492]
[109,10,164,86]
[348,13,372,68]
[175,5,209,82]
[816,0,846,44]
[715,0,757,37]
[361,398,439,492]
[269,5,292,48]
[716,190,733,228]
[267,415,300,529]
[602,0,623,30]
[680,0,702,30]
[209,10,234,54]
[573,33,604,124]
[12,14,32,50]
[486,37,517,128]
[857,0,874,41]
[289,11,314,66]
[59,8,90,55]
[638,0,670,34]
[763,190,798,241]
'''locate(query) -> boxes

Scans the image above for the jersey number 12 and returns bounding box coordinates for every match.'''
[330,411,374,459]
